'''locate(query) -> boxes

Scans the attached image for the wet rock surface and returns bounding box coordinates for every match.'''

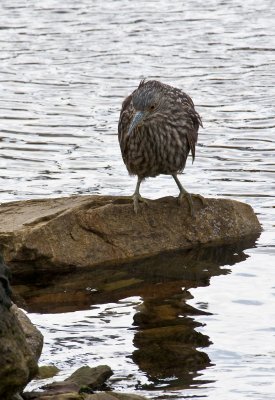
[0,195,261,281]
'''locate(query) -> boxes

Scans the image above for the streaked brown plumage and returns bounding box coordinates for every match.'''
[118,79,203,214]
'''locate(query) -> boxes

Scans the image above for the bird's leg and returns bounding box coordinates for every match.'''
[172,173,205,216]
[132,177,148,213]
[172,173,194,216]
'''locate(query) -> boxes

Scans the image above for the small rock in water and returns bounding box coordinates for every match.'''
[65,365,113,390]
[36,365,60,379]
[22,365,150,400]
[84,393,149,399]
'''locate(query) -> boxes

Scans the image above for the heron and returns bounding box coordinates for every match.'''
[118,79,204,215]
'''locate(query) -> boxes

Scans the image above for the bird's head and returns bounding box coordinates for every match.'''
[128,80,164,135]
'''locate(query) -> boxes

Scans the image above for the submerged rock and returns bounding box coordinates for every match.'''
[0,195,261,279]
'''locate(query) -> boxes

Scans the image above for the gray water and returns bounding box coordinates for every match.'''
[0,0,275,399]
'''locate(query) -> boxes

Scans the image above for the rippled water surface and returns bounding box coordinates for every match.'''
[1,0,275,399]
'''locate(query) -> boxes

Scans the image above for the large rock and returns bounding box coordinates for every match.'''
[0,254,12,308]
[0,257,40,399]
[0,293,38,398]
[11,305,44,362]
[0,195,261,278]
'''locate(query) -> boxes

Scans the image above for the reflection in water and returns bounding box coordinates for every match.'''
[14,235,259,393]
[132,293,212,390]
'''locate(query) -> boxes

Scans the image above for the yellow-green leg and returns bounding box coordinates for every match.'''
[172,173,205,216]
[132,177,148,213]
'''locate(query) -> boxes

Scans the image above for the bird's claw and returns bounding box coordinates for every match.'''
[178,191,194,216]
[133,193,148,213]
[178,192,205,216]
[192,193,206,206]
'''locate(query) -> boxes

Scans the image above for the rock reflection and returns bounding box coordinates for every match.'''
[12,235,259,390]
[13,236,256,314]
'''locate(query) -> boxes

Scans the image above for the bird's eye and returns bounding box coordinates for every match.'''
[150,104,155,111]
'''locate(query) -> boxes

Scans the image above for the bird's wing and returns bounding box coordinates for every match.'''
[118,94,132,136]
[187,107,203,163]
[118,93,134,156]
[186,130,196,163]
[175,88,202,125]
[181,100,202,163]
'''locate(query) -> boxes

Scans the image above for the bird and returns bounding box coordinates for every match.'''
[118,79,204,215]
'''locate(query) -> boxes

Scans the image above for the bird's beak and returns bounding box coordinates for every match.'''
[128,111,145,135]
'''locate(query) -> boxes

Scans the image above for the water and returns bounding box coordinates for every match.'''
[0,0,275,399]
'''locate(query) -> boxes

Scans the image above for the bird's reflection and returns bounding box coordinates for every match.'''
[11,234,259,390]
[132,292,212,390]
[126,242,252,389]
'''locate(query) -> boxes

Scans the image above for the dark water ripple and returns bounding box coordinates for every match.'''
[1,0,275,399]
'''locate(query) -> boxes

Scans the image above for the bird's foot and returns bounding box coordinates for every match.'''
[133,193,148,213]
[178,192,205,216]
[178,191,194,216]
[192,193,206,206]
